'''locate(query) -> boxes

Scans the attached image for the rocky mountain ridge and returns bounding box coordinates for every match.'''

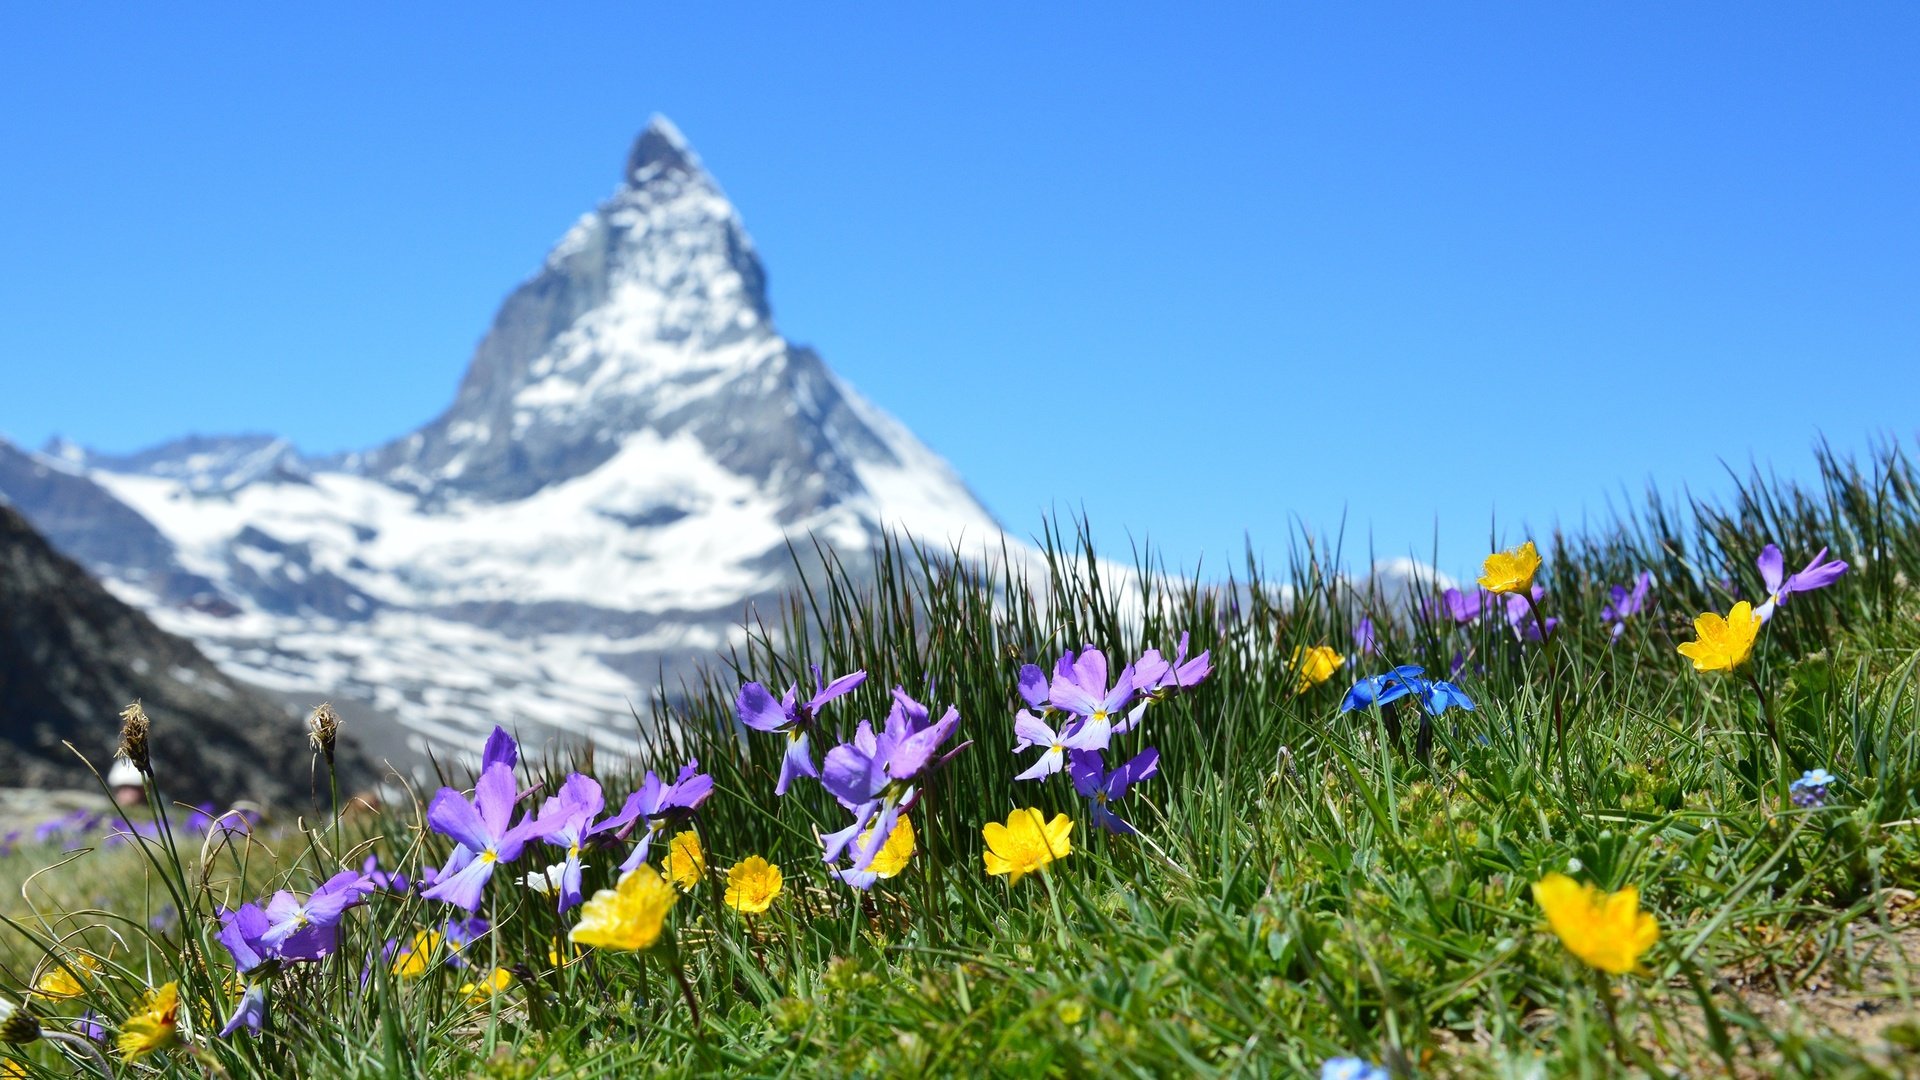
[1,116,1004,763]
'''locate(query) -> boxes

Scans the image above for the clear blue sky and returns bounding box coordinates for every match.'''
[3,3,1916,578]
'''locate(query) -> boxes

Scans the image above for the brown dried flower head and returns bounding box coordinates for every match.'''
[117,701,152,775]
[308,702,340,761]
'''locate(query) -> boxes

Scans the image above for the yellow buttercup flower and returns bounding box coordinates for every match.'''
[725,856,784,914]
[33,952,99,1000]
[664,829,706,891]
[547,937,587,970]
[390,930,442,977]
[1533,873,1660,975]
[1290,645,1345,694]
[983,808,1074,885]
[862,816,916,879]
[117,981,182,1060]
[1676,600,1761,673]
[569,866,677,952]
[1478,541,1542,595]
[461,967,513,1003]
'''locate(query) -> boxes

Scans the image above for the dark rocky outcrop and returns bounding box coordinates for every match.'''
[0,503,373,805]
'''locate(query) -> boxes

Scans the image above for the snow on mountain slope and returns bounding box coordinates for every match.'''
[2,117,1004,764]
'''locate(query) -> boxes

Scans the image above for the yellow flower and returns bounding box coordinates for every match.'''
[33,952,99,1000]
[117,981,182,1060]
[547,937,586,970]
[862,816,916,879]
[1533,873,1660,975]
[569,866,677,951]
[2,1058,25,1078]
[1477,541,1542,595]
[1290,645,1345,693]
[664,829,706,891]
[725,856,784,914]
[390,930,442,977]
[983,808,1074,885]
[1676,600,1761,673]
[461,967,513,1003]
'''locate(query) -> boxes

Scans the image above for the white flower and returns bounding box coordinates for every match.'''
[521,863,566,896]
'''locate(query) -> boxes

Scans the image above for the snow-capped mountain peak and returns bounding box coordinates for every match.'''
[626,114,703,184]
[2,117,1003,764]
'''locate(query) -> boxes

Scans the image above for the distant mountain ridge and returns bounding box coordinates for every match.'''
[0,501,371,802]
[1,116,1004,762]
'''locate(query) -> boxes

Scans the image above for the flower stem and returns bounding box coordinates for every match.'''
[1590,969,1631,1066]
[1520,591,1565,765]
[665,938,703,1032]
[42,1030,111,1078]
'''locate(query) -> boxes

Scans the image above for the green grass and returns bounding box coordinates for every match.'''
[6,439,1920,1077]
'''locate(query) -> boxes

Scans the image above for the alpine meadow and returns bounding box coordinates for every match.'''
[5,438,1920,1077]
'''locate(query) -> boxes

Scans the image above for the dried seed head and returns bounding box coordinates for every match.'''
[117,701,152,775]
[307,702,340,762]
[0,994,40,1043]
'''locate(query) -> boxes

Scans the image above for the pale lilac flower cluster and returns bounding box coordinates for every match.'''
[817,687,967,882]
[416,725,711,913]
[735,670,969,888]
[1005,636,1211,835]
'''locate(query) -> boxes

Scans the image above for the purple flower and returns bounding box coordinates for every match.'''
[592,761,713,872]
[535,773,604,911]
[1353,618,1379,657]
[208,809,259,838]
[422,764,558,911]
[481,725,519,772]
[1069,747,1160,834]
[821,691,963,809]
[217,902,273,973]
[261,868,377,960]
[361,853,411,895]
[1441,588,1485,625]
[1756,544,1849,621]
[442,915,490,968]
[217,983,266,1038]
[186,803,218,833]
[1503,586,1557,642]
[1133,634,1212,698]
[1010,709,1111,781]
[737,667,867,796]
[1016,664,1050,710]
[1046,647,1137,723]
[820,688,967,872]
[1602,571,1654,640]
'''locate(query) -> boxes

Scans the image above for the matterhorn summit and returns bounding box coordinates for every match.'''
[0,116,1003,762]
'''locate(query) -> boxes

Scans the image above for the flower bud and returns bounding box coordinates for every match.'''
[0,994,42,1044]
